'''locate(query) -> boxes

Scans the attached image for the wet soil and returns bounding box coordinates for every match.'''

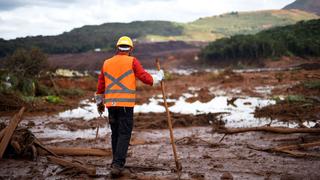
[134,112,221,129]
[255,101,320,125]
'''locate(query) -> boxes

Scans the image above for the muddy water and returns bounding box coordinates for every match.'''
[57,93,300,128]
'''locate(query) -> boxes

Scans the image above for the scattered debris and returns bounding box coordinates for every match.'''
[0,108,110,176]
[47,156,96,176]
[227,97,238,107]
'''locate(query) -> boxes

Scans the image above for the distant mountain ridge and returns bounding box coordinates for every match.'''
[283,0,320,15]
[0,9,318,57]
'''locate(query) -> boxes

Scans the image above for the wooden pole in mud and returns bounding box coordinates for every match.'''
[156,59,182,178]
[95,115,100,140]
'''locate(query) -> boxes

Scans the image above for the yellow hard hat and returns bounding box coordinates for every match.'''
[116,36,133,48]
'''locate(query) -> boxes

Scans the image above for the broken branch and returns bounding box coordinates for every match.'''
[274,141,320,151]
[0,107,25,158]
[47,156,96,176]
[34,139,59,157]
[218,126,320,134]
[38,146,111,156]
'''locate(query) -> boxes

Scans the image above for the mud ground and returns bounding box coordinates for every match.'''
[0,65,320,179]
[1,127,319,179]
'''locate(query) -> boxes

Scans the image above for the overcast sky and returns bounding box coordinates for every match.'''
[0,0,295,40]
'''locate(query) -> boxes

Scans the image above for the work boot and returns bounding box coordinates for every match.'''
[110,164,123,178]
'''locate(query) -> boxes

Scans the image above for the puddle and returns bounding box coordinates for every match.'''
[34,127,111,143]
[254,86,274,96]
[58,99,108,120]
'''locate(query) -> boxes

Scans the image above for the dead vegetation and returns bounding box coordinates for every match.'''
[0,108,112,177]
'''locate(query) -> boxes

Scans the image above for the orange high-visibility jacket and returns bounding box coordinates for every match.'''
[103,55,136,107]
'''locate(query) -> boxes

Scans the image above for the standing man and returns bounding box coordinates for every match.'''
[95,36,164,177]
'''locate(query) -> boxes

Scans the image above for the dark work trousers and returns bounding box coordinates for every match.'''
[108,107,134,168]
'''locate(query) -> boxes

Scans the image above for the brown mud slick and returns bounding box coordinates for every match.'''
[1,66,320,179]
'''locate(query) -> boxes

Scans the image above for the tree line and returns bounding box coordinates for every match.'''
[200,19,320,65]
[0,21,183,57]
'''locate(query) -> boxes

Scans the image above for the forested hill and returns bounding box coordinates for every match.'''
[283,0,320,15]
[200,19,320,66]
[0,21,183,57]
[0,9,318,57]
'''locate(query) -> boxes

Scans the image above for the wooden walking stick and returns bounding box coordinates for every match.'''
[156,59,182,178]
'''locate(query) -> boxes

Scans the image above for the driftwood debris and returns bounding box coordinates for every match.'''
[218,126,320,134]
[0,107,25,158]
[248,140,320,158]
[47,156,96,176]
[38,146,111,156]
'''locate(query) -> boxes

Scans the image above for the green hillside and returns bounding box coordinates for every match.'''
[200,19,320,66]
[0,9,318,57]
[147,9,318,41]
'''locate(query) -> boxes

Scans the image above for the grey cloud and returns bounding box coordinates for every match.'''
[0,0,24,11]
[0,0,79,11]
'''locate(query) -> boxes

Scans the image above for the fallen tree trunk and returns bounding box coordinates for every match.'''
[38,147,111,156]
[218,126,320,134]
[247,141,320,158]
[47,156,96,176]
[0,107,25,158]
[274,141,320,151]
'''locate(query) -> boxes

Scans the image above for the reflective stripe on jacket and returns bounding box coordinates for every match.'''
[103,54,136,107]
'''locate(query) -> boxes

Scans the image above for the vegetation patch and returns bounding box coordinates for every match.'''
[303,80,320,89]
[45,95,63,104]
[59,88,84,97]
[200,19,320,66]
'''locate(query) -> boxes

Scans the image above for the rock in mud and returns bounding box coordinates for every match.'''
[221,172,233,180]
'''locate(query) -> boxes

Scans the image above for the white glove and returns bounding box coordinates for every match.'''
[152,70,164,86]
[94,93,104,104]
